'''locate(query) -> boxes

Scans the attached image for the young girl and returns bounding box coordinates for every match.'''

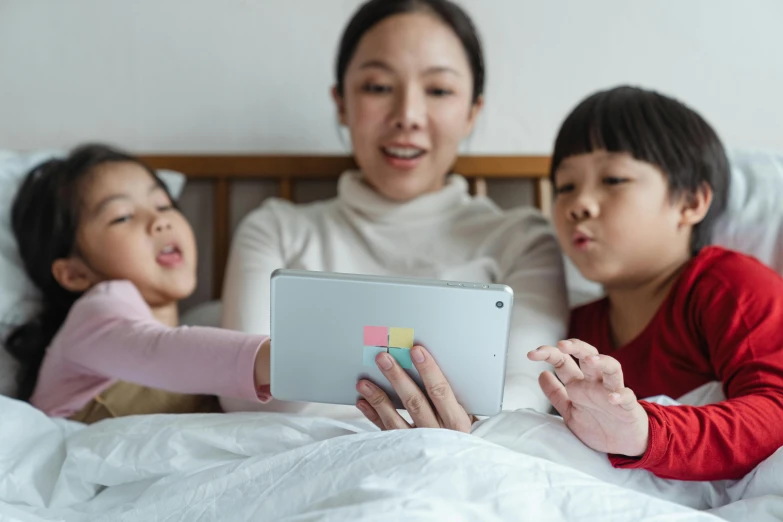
[5,144,272,423]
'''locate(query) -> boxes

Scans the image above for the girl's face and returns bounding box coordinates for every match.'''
[63,161,197,306]
[334,12,482,202]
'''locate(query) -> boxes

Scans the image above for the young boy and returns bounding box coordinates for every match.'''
[528,85,783,481]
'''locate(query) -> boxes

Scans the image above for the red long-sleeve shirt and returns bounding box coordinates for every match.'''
[569,246,783,480]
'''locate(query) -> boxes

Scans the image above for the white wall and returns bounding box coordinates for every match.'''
[3,0,782,308]
[2,0,782,153]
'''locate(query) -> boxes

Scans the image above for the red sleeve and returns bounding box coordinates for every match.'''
[609,262,783,480]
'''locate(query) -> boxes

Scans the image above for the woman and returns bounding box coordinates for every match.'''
[221,0,568,417]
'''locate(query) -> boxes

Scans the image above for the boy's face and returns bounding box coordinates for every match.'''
[552,150,695,288]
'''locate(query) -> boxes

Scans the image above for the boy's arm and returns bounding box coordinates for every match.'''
[610,271,783,480]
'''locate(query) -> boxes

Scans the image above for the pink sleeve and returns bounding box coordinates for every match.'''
[59,281,268,402]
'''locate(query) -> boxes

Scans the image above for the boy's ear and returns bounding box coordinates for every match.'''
[51,257,96,293]
[679,182,713,227]
[331,86,348,126]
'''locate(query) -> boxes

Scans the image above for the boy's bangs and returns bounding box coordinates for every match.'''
[550,88,667,180]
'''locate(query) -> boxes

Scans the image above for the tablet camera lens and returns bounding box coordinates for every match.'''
[496,301,504,309]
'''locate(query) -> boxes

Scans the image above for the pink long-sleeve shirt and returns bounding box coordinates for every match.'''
[31,280,269,417]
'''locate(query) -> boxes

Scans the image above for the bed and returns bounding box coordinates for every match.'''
[1,151,782,521]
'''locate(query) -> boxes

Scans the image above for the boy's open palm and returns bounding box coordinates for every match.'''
[528,339,649,457]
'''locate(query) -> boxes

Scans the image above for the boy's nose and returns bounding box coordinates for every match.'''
[568,198,599,221]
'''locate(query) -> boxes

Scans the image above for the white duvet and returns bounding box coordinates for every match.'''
[1,396,781,522]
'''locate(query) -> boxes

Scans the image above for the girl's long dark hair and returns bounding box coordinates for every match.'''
[4,144,165,400]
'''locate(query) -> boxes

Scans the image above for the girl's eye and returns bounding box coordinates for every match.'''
[157,204,173,212]
[362,83,392,94]
[427,87,453,97]
[110,214,132,225]
[554,183,575,195]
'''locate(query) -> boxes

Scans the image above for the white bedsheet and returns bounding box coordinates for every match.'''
[1,396,781,522]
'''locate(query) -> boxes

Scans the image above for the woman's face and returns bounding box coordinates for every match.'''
[334,12,482,202]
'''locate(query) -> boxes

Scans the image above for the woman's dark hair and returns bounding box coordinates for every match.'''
[335,0,485,104]
[4,143,170,400]
[550,85,730,256]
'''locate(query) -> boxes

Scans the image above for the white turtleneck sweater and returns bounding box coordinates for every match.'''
[220,172,568,417]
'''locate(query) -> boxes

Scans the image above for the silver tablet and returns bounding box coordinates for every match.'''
[270,269,513,416]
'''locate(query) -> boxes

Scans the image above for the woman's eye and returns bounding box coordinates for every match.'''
[554,184,575,195]
[362,83,392,94]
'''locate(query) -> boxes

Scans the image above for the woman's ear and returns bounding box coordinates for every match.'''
[464,95,484,137]
[331,86,348,126]
[679,182,713,227]
[51,257,96,293]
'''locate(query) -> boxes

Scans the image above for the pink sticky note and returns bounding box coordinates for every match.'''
[364,326,388,346]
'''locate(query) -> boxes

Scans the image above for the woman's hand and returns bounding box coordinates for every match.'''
[356,345,473,433]
[527,339,649,457]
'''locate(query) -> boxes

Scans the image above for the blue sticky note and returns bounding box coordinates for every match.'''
[363,346,387,368]
[389,347,413,369]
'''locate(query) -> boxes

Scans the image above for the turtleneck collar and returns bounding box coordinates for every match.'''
[336,170,472,224]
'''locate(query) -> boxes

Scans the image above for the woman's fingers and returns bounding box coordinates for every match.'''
[373,351,442,429]
[356,398,385,430]
[356,379,412,430]
[408,345,471,433]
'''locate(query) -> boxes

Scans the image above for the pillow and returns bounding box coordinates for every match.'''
[0,149,186,397]
[713,149,783,276]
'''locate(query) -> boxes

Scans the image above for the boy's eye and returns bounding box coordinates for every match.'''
[427,87,453,97]
[603,177,628,186]
[362,83,392,94]
[554,183,575,195]
[110,214,133,225]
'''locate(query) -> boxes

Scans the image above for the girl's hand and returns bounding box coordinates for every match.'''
[356,345,473,433]
[527,339,649,457]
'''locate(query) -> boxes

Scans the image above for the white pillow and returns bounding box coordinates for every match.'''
[714,149,783,276]
[0,149,186,397]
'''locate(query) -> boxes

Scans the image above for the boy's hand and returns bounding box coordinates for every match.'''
[527,339,649,457]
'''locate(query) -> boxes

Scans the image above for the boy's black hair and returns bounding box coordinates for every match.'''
[550,85,730,256]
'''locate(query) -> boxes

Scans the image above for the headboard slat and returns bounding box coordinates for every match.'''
[138,155,552,299]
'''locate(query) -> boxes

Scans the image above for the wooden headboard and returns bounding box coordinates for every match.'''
[139,154,552,298]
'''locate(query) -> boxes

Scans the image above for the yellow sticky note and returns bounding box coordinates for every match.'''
[389,327,414,349]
